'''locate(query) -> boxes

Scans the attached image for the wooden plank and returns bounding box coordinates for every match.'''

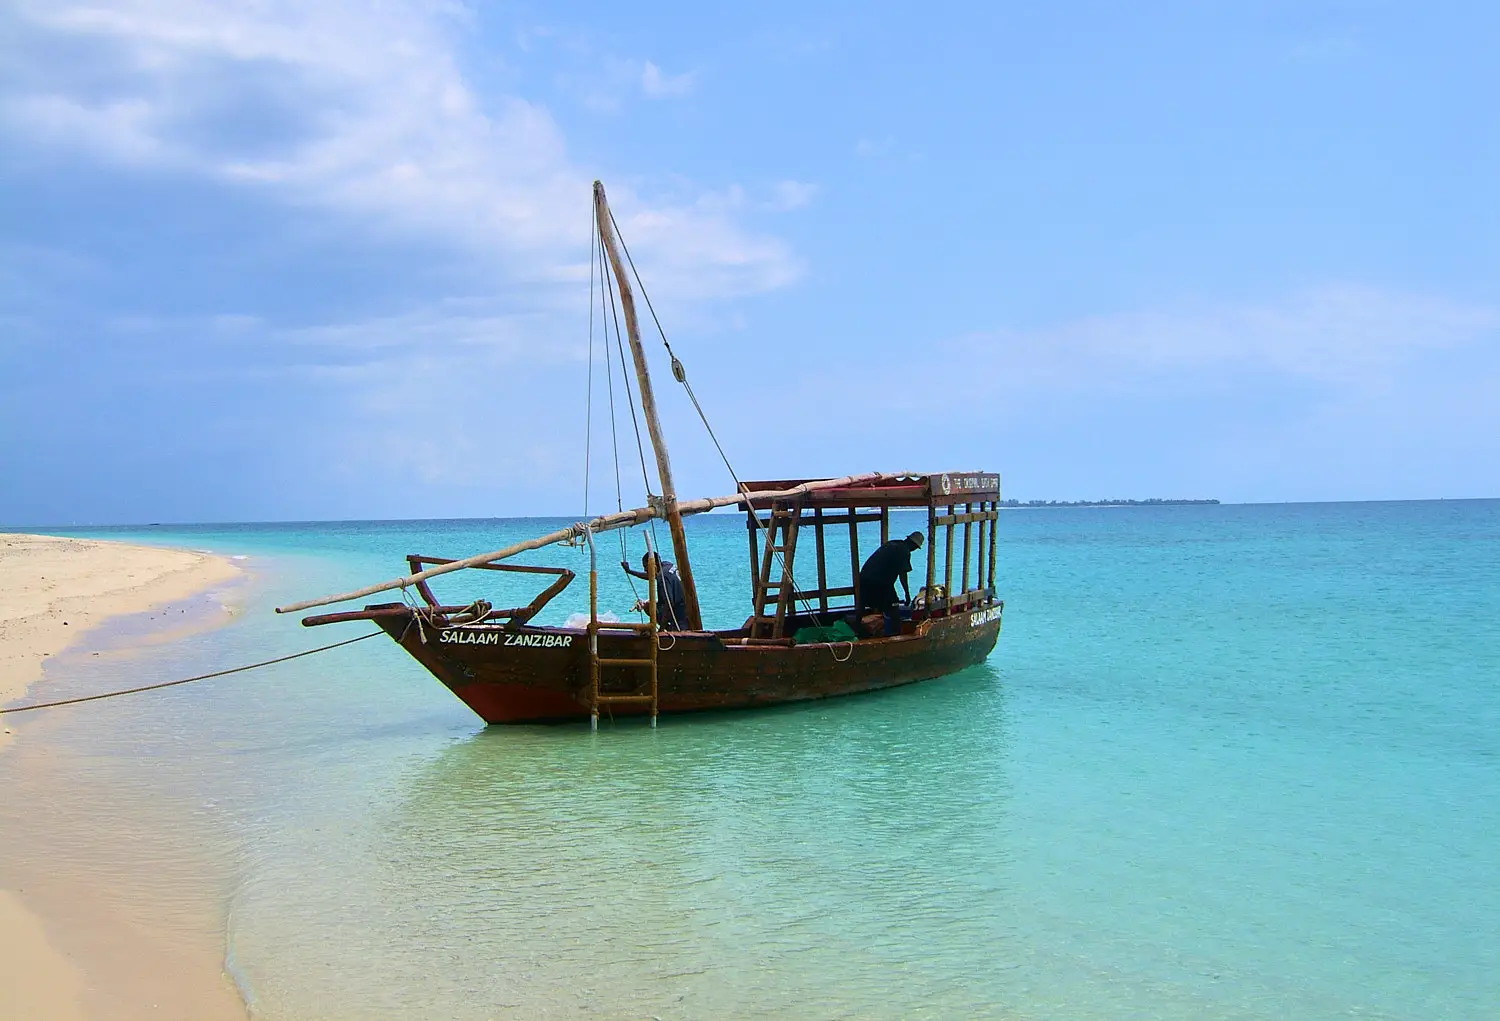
[925,503,937,607]
[407,557,573,576]
[975,503,986,596]
[773,501,801,638]
[754,510,782,628]
[762,584,856,605]
[787,511,883,527]
[944,504,955,603]
[406,556,442,607]
[961,501,972,595]
[589,567,600,713]
[801,488,935,508]
[932,510,1000,526]
[849,509,862,612]
[804,585,855,600]
[814,507,828,614]
[988,498,998,590]
[880,506,889,545]
[746,513,761,613]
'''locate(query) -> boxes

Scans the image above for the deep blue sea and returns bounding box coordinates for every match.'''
[4,501,1498,1019]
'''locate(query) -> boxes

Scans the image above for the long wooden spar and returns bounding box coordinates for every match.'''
[273,472,911,617]
[593,180,703,629]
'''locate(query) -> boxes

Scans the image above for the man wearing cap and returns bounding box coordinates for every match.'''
[859,531,925,635]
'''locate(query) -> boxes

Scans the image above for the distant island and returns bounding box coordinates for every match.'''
[1001,498,1220,508]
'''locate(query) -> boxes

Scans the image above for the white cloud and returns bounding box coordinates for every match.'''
[770,285,1500,427]
[0,0,794,298]
[965,285,1500,392]
[767,180,817,211]
[640,60,693,99]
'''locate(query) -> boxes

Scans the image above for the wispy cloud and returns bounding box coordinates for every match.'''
[976,285,1500,390]
[766,180,818,211]
[781,285,1500,418]
[640,60,693,99]
[0,0,794,298]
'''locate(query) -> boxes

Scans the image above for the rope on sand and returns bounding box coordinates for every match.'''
[0,632,382,716]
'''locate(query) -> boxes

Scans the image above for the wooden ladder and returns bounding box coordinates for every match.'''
[750,499,801,639]
[589,556,659,729]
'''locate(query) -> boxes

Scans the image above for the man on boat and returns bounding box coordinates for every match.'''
[623,552,690,630]
[859,531,924,635]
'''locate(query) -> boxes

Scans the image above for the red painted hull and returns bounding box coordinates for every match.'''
[375,606,1002,724]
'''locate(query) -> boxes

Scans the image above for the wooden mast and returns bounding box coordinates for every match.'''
[592,180,704,630]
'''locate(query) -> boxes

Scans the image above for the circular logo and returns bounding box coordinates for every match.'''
[940,473,952,496]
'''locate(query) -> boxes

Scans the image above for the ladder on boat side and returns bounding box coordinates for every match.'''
[750,498,802,639]
[588,554,659,728]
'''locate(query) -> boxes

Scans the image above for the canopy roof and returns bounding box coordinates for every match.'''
[739,472,999,508]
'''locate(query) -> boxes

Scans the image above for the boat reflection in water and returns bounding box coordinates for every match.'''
[225,662,1015,1019]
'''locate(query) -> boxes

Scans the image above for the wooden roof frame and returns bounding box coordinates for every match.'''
[739,472,1000,509]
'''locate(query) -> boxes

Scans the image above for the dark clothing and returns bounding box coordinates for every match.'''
[657,561,688,630]
[859,538,918,613]
[626,559,690,630]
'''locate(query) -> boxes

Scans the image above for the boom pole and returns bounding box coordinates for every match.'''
[273,472,905,615]
[592,180,703,630]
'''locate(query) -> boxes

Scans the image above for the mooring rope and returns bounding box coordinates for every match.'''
[0,631,382,715]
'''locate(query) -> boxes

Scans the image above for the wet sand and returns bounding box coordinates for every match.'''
[0,533,244,1021]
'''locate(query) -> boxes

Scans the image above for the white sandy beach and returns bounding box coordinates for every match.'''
[0,533,243,1021]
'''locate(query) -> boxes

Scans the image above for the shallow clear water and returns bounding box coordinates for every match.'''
[7,501,1499,1019]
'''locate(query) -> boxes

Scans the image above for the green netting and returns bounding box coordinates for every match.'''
[792,619,859,645]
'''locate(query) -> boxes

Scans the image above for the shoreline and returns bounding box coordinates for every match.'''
[0,533,245,1021]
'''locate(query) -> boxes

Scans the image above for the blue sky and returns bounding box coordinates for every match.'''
[2,1,1496,524]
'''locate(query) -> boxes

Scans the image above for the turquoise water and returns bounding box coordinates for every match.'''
[5,501,1498,1019]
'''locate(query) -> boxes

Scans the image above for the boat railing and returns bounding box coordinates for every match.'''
[404,554,574,626]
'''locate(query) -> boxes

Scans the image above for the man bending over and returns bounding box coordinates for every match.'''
[859,531,924,635]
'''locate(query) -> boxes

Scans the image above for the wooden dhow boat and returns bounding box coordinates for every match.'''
[277,183,1004,726]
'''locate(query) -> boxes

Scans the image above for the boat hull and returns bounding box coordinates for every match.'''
[374,605,1002,724]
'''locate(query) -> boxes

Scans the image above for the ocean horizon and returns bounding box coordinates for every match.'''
[4,498,1497,1019]
[8,494,1498,532]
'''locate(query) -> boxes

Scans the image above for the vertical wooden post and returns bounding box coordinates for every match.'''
[849,509,862,612]
[814,507,828,614]
[880,506,889,545]
[647,554,658,726]
[771,502,801,639]
[944,503,955,607]
[925,502,937,609]
[961,501,973,598]
[593,181,702,630]
[589,555,599,730]
[746,512,761,614]
[975,505,987,598]
[989,500,999,592]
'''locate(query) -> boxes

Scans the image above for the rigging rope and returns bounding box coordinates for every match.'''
[590,228,650,620]
[587,204,838,645]
[607,207,745,493]
[599,234,656,509]
[598,227,664,576]
[0,632,381,715]
[607,207,831,631]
